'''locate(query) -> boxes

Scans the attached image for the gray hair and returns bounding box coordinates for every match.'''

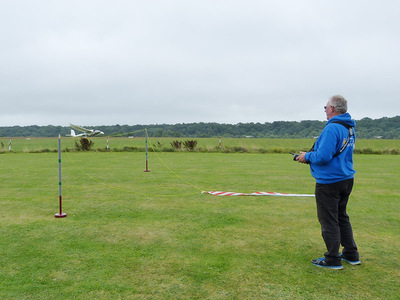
[329,95,348,114]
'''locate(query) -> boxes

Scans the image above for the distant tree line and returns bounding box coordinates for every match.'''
[0,116,399,139]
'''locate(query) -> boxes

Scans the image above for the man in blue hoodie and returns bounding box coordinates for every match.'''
[296,95,360,269]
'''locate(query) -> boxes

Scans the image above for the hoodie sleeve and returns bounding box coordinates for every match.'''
[305,126,340,165]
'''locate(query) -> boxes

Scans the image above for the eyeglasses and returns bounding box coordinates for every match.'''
[324,105,334,110]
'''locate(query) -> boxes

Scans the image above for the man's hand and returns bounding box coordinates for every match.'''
[296,151,308,164]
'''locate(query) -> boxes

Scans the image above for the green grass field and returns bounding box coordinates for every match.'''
[0,140,399,299]
[1,136,400,154]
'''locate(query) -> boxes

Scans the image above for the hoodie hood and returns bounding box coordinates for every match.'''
[327,112,356,128]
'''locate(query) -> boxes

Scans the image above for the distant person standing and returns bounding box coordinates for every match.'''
[296,95,361,269]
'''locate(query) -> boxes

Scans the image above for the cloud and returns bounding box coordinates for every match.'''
[1,0,399,126]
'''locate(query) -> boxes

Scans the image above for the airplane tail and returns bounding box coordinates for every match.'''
[70,129,76,137]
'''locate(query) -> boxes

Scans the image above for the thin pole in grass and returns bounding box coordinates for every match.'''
[144,129,150,172]
[55,134,67,218]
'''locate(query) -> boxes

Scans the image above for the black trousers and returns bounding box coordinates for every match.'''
[315,178,359,264]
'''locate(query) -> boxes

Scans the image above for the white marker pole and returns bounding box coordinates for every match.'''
[55,135,67,218]
[107,136,109,150]
[9,138,11,151]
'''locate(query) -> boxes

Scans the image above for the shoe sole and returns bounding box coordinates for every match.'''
[341,258,361,265]
[312,263,343,270]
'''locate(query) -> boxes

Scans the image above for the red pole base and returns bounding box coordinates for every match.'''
[55,213,67,218]
[144,160,150,172]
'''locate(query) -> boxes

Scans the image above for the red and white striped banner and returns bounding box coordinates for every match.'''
[202,191,315,197]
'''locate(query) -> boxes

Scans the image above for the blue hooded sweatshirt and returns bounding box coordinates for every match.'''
[305,113,356,184]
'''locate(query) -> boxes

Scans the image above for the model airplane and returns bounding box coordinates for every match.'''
[69,124,104,137]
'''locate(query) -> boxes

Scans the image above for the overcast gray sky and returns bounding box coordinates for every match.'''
[1,0,399,126]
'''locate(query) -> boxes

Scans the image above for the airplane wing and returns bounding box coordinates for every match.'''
[70,124,92,133]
